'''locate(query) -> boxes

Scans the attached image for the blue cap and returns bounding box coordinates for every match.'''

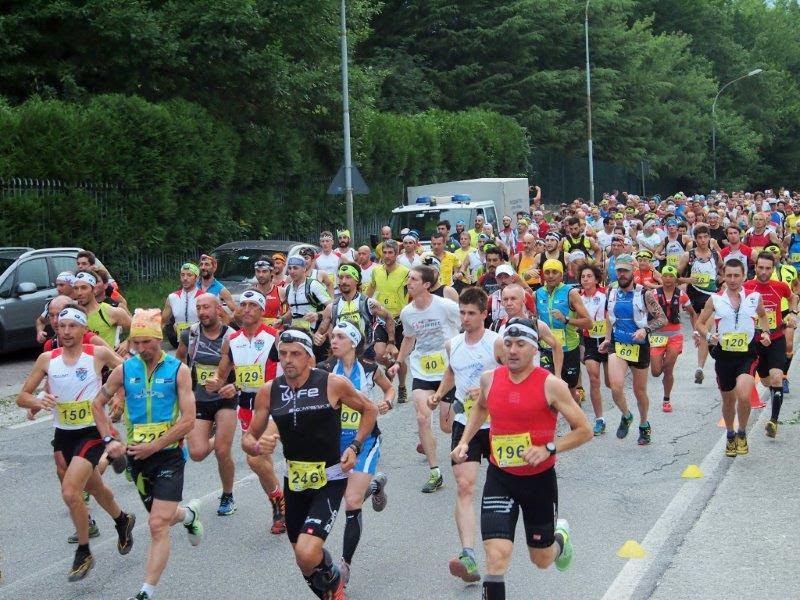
[666,218,678,226]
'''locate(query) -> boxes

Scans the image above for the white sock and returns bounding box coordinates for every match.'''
[141,583,156,598]
[182,506,195,525]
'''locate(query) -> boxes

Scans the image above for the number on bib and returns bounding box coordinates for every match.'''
[667,255,679,267]
[340,405,361,430]
[420,352,445,376]
[262,317,278,326]
[693,272,712,288]
[791,253,800,264]
[290,318,312,330]
[766,310,777,330]
[491,432,532,468]
[648,334,668,348]
[131,422,170,445]
[194,364,217,386]
[551,328,566,346]
[287,461,327,492]
[235,364,265,388]
[615,342,641,362]
[57,400,93,427]
[589,320,607,337]
[462,394,490,423]
[721,332,749,352]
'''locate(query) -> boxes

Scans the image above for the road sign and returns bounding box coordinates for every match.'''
[327,164,370,196]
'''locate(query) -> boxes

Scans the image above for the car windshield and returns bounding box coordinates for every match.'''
[0,257,16,275]
[212,248,273,281]
[389,207,473,241]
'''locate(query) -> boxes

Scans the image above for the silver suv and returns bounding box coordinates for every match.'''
[0,247,88,352]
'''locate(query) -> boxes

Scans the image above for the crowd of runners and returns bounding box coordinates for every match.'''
[14,187,800,599]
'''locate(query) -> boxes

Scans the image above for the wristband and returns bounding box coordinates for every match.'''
[348,440,362,455]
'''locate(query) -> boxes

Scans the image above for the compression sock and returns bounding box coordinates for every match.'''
[770,386,784,421]
[76,543,91,558]
[784,353,793,375]
[342,509,363,564]
[482,575,506,600]
[663,396,669,403]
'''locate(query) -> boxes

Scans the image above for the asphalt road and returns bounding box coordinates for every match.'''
[0,324,793,600]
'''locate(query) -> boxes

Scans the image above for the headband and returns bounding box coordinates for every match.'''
[503,322,539,346]
[287,256,305,267]
[181,262,200,276]
[337,229,351,239]
[58,307,87,326]
[273,252,287,263]
[764,245,781,254]
[333,320,362,348]
[240,289,267,310]
[254,259,274,270]
[56,271,75,285]
[338,264,361,282]
[545,231,562,242]
[73,271,97,287]
[199,253,217,266]
[279,329,315,357]
[422,255,441,270]
[542,259,564,274]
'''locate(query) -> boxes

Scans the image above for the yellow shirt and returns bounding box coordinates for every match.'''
[787,213,800,232]
[435,251,458,286]
[372,264,409,318]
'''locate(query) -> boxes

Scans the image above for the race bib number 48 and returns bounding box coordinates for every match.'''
[235,364,265,388]
[57,400,93,427]
[287,461,327,492]
[491,432,532,468]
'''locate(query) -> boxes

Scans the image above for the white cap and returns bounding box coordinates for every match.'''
[495,264,515,278]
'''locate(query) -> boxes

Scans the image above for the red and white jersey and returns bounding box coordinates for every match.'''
[228,324,279,393]
[48,345,101,431]
[261,285,283,326]
[168,287,203,327]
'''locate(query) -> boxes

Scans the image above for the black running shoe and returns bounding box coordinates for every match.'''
[116,512,135,555]
[616,413,633,439]
[67,549,93,582]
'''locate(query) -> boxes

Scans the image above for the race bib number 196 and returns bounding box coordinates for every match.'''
[491,432,532,468]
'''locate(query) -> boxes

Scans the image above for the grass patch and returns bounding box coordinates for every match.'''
[122,278,176,312]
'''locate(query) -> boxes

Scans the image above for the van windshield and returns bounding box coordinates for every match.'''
[389,208,474,241]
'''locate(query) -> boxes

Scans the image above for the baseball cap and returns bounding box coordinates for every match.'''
[495,264,515,278]
[615,254,635,271]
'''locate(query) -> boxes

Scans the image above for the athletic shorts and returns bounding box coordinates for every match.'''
[686,286,713,314]
[285,477,347,544]
[128,448,185,512]
[451,421,490,465]
[52,426,105,467]
[238,392,256,431]
[481,464,557,548]
[581,337,607,364]
[755,335,787,378]
[196,398,238,422]
[609,337,650,369]
[712,346,757,392]
[650,334,684,357]
[339,434,382,475]
[539,347,581,388]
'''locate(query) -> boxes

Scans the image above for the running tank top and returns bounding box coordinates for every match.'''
[664,237,685,268]
[517,253,540,286]
[688,250,718,294]
[261,285,283,326]
[181,324,233,402]
[87,303,119,347]
[449,331,500,429]
[197,279,225,297]
[49,345,100,431]
[317,357,381,440]
[372,264,409,318]
[168,287,202,333]
[228,324,279,393]
[487,366,556,476]
[580,288,607,338]
[123,353,182,449]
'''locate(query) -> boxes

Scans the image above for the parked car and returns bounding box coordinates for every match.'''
[0,247,101,352]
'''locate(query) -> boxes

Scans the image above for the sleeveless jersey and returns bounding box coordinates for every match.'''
[372,264,409,318]
[580,288,607,339]
[48,345,100,431]
[535,283,579,351]
[744,230,771,257]
[449,330,500,429]
[87,303,119,347]
[315,251,340,282]
[711,288,761,343]
[516,253,540,286]
[663,236,686,268]
[197,278,225,297]
[228,324,279,393]
[317,357,381,442]
[286,278,329,331]
[687,249,719,294]
[123,352,182,450]
[608,286,648,344]
[331,293,373,336]
[487,366,556,476]
[181,324,233,402]
[260,284,283,326]
[168,287,202,334]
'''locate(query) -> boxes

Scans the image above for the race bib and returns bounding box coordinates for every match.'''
[131,421,170,445]
[290,318,312,330]
[648,335,668,348]
[287,460,327,492]
[666,255,679,267]
[790,252,800,264]
[175,322,191,336]
[462,394,489,423]
[766,310,777,330]
[57,400,93,427]
[589,320,607,337]
[194,364,217,386]
[420,352,445,376]
[615,342,641,362]
[261,317,278,326]
[693,272,712,288]
[721,332,749,352]
[491,432,532,468]
[340,404,361,430]
[235,364,265,388]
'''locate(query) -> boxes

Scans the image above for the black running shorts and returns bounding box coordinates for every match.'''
[755,335,786,378]
[712,346,756,393]
[451,421,491,465]
[581,337,608,364]
[195,398,238,422]
[284,477,347,544]
[128,448,185,512]
[52,426,105,467]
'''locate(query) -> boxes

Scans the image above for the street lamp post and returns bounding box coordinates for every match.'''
[340,0,355,234]
[584,0,595,204]
[712,68,763,186]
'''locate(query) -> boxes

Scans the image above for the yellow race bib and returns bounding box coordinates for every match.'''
[791,253,800,264]
[551,328,566,346]
[420,352,445,376]
[287,460,327,492]
[589,320,607,337]
[648,335,668,348]
[57,400,93,427]
[235,364,265,388]
[667,255,679,267]
[615,342,641,362]
[766,310,777,330]
[340,405,361,430]
[175,322,191,336]
[720,332,749,352]
[194,364,217,386]
[261,317,278,326]
[462,394,490,423]
[131,421,170,445]
[693,272,712,288]
[291,318,312,330]
[491,432,532,468]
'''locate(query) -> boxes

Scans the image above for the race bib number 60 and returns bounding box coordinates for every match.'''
[615,342,641,362]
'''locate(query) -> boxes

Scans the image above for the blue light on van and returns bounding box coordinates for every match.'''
[452,194,471,203]
[416,196,432,204]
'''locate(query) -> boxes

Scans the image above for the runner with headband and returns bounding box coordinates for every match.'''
[162,263,203,339]
[252,257,286,329]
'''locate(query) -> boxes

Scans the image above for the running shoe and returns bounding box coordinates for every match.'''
[735,434,749,455]
[217,494,236,516]
[448,553,481,583]
[397,386,407,404]
[67,549,94,582]
[694,368,704,384]
[339,558,351,588]
[127,593,151,600]
[370,473,388,512]
[82,490,90,505]
[576,386,586,404]
[662,401,673,413]
[270,493,286,534]
[765,419,778,438]
[593,418,605,436]
[637,424,651,446]
[68,518,100,544]
[782,378,789,395]
[184,499,204,546]
[421,471,443,493]
[323,574,346,600]
[111,452,128,474]
[616,413,633,439]
[725,437,737,457]
[116,512,135,555]
[554,519,573,571]
[416,442,424,455]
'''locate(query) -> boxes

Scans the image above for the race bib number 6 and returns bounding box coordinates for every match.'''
[235,364,265,388]
[287,461,327,492]
[57,400,93,427]
[491,432,532,468]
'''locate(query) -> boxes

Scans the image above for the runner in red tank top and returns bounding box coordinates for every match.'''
[451,317,591,599]
[252,257,287,330]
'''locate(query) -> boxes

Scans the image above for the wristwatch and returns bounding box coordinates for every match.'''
[644,326,652,335]
[546,442,557,455]
[102,435,115,445]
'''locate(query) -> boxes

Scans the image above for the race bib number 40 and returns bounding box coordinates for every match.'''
[420,352,445,376]
[491,432,532,468]
[287,460,327,492]
[721,332,749,352]
[131,421,170,445]
[615,342,641,362]
[235,364,265,388]
[341,404,361,430]
[57,400,93,427]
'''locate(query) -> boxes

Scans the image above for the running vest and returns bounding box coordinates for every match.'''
[286,277,328,330]
[449,330,500,429]
[87,303,119,347]
[564,234,590,255]
[228,324,279,393]
[488,289,507,324]
[607,285,649,344]
[686,249,719,294]
[270,368,343,470]
[487,366,556,476]
[372,264,409,318]
[184,324,232,402]
[535,283,579,351]
[664,236,686,268]
[123,352,181,449]
[655,287,681,325]
[168,287,202,335]
[771,264,798,311]
[331,293,373,335]
[48,345,100,431]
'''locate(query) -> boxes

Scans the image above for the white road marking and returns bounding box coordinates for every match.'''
[9,415,51,429]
